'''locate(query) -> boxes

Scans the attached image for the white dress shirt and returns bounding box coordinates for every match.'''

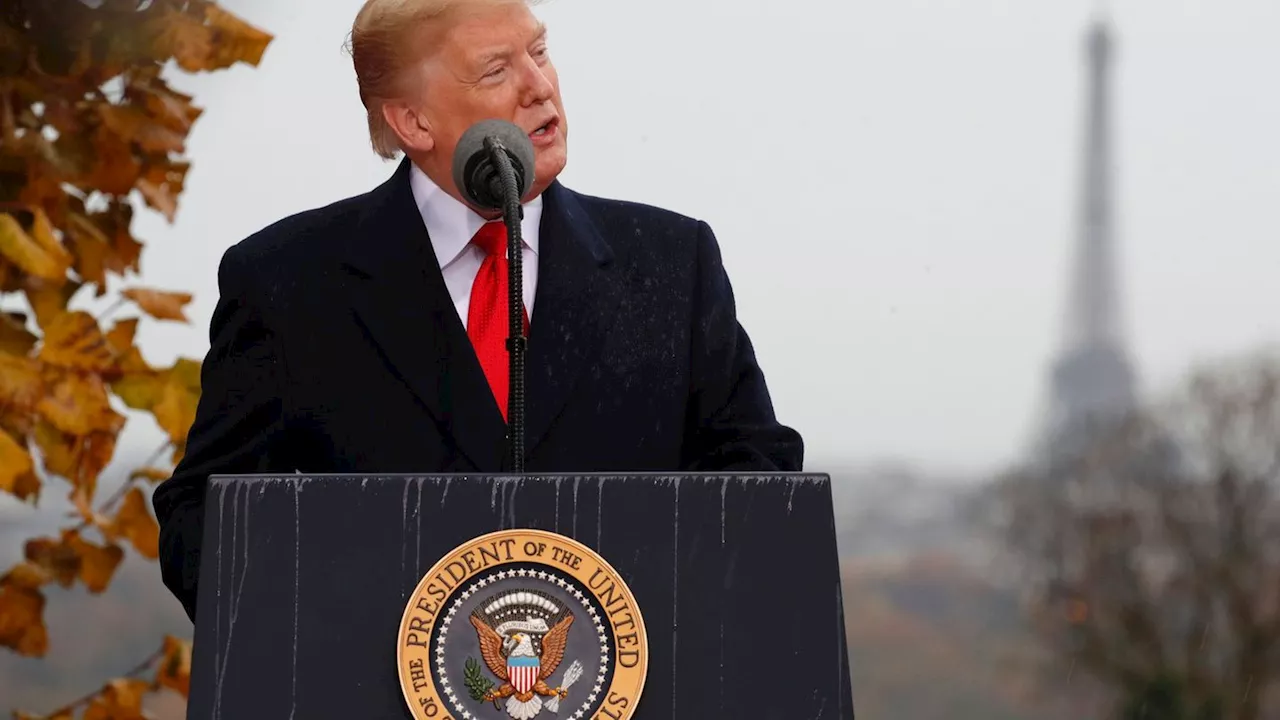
[408,162,541,329]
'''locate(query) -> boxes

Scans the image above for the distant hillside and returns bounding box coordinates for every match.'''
[842,555,1102,720]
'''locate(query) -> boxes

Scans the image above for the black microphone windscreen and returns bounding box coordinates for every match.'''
[451,119,536,209]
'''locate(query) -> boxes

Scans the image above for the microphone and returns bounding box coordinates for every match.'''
[451,119,535,210]
[450,119,535,474]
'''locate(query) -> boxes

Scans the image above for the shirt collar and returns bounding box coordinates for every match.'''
[408,160,542,270]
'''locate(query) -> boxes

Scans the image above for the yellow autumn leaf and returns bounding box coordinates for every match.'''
[22,276,84,331]
[106,487,159,560]
[33,419,117,504]
[37,371,127,436]
[0,352,44,412]
[0,210,71,281]
[66,212,113,289]
[111,368,167,411]
[38,310,116,372]
[152,358,202,444]
[105,317,138,354]
[122,287,192,322]
[0,429,40,501]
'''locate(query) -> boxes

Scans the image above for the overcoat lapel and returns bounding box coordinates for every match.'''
[339,159,508,471]
[523,182,624,454]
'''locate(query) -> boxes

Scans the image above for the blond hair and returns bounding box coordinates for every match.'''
[345,0,534,159]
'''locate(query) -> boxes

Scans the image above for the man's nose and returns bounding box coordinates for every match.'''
[517,59,554,106]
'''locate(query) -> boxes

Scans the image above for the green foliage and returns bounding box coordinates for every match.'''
[464,657,495,702]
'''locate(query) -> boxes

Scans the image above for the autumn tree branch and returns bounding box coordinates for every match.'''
[1,0,272,716]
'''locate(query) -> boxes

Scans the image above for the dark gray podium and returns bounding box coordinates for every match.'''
[187,473,854,719]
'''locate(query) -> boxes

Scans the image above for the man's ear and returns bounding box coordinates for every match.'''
[381,101,435,154]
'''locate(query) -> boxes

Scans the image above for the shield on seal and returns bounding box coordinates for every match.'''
[507,655,540,694]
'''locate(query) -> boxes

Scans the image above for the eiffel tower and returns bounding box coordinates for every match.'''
[1043,16,1137,452]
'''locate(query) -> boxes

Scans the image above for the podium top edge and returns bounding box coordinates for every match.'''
[207,471,831,484]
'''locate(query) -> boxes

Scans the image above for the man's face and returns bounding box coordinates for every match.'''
[410,3,567,205]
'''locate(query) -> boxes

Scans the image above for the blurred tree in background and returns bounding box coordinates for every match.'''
[0,1,270,716]
[998,351,1280,720]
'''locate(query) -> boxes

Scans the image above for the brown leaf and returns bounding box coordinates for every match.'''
[75,432,117,504]
[107,487,159,560]
[2,562,51,590]
[156,634,193,698]
[205,5,274,68]
[153,358,201,444]
[153,9,215,73]
[32,419,78,483]
[122,287,192,322]
[0,312,38,354]
[66,532,125,594]
[66,212,113,289]
[0,259,20,294]
[0,429,40,501]
[19,161,69,228]
[83,125,142,196]
[84,201,143,277]
[98,104,187,154]
[0,407,33,442]
[105,318,139,355]
[39,310,116,372]
[23,536,79,589]
[23,276,84,331]
[83,677,150,720]
[115,231,144,275]
[32,420,117,499]
[130,466,171,484]
[135,160,190,223]
[106,318,152,374]
[139,80,203,133]
[0,352,44,412]
[0,211,71,281]
[37,371,127,436]
[114,346,153,375]
[0,580,47,657]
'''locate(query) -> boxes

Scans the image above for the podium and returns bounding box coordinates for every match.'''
[186,473,855,719]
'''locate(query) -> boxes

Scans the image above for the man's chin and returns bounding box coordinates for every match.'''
[532,150,567,192]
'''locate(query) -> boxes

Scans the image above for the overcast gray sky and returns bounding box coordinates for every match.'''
[119,0,1280,478]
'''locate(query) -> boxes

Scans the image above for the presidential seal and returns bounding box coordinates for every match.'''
[397,529,648,720]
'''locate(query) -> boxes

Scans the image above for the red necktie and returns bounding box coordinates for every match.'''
[467,221,528,420]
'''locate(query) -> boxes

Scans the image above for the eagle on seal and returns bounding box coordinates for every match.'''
[469,609,575,719]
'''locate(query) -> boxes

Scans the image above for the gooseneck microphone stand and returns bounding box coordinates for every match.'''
[483,136,526,474]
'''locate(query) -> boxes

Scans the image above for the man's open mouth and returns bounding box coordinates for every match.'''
[531,118,558,137]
